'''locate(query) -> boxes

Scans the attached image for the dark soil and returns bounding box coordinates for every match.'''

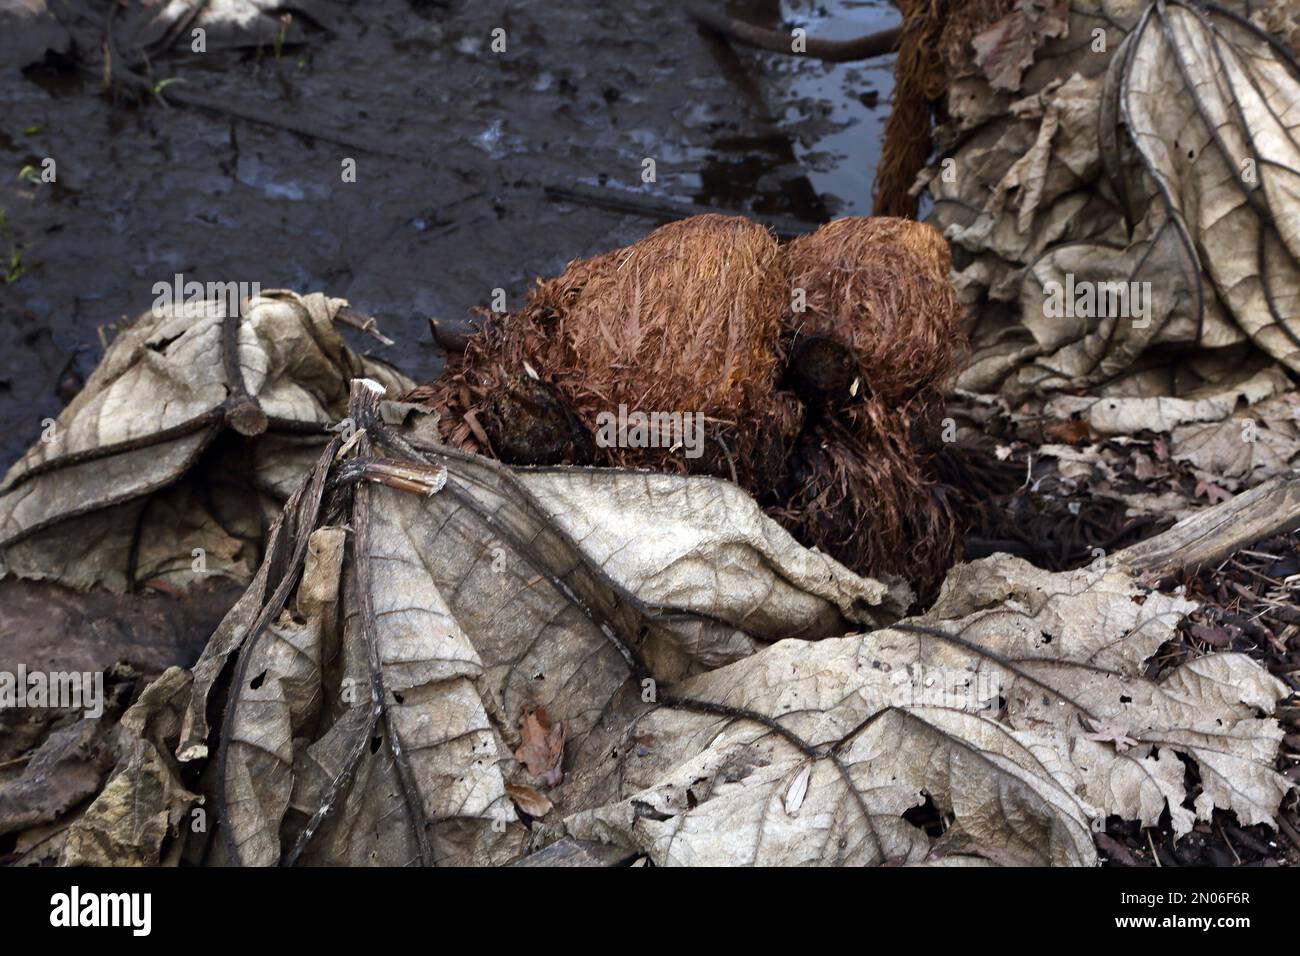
[939,419,1298,866]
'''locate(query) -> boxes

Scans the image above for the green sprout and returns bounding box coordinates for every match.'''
[273,13,292,60]
[0,210,29,284]
[6,246,27,283]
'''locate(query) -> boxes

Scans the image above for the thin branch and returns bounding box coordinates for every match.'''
[685,1,902,62]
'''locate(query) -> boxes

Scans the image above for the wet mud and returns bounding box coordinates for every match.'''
[0,0,897,470]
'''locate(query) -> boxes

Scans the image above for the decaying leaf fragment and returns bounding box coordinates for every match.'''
[515,705,565,788]
[59,667,200,866]
[1045,366,1300,489]
[0,715,119,839]
[970,0,1070,93]
[505,784,554,820]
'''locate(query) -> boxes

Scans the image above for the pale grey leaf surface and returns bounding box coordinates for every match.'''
[564,555,1291,864]
[930,1,1300,405]
[49,433,1290,867]
[0,291,410,592]
[155,435,908,866]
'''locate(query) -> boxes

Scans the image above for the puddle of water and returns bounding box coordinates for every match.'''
[778,0,899,214]
[696,0,899,216]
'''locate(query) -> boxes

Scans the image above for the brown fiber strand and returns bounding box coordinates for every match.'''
[874,0,1016,218]
[772,401,963,606]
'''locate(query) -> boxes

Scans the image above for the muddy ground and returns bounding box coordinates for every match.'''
[0,0,897,471]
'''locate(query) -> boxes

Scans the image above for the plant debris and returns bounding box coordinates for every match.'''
[414,214,966,600]
[0,291,408,593]
[3,377,1291,867]
[921,0,1300,400]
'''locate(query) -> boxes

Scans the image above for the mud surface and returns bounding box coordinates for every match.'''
[0,0,896,470]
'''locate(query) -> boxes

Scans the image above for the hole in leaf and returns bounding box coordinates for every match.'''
[902,792,945,838]
[147,331,185,353]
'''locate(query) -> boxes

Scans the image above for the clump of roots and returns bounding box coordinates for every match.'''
[771,216,966,603]
[414,214,968,607]
[771,402,963,605]
[424,214,803,488]
[780,217,964,409]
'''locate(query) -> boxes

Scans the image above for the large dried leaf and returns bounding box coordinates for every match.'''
[0,291,409,592]
[564,555,1290,865]
[122,382,904,867]
[70,409,1289,867]
[929,1,1300,401]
